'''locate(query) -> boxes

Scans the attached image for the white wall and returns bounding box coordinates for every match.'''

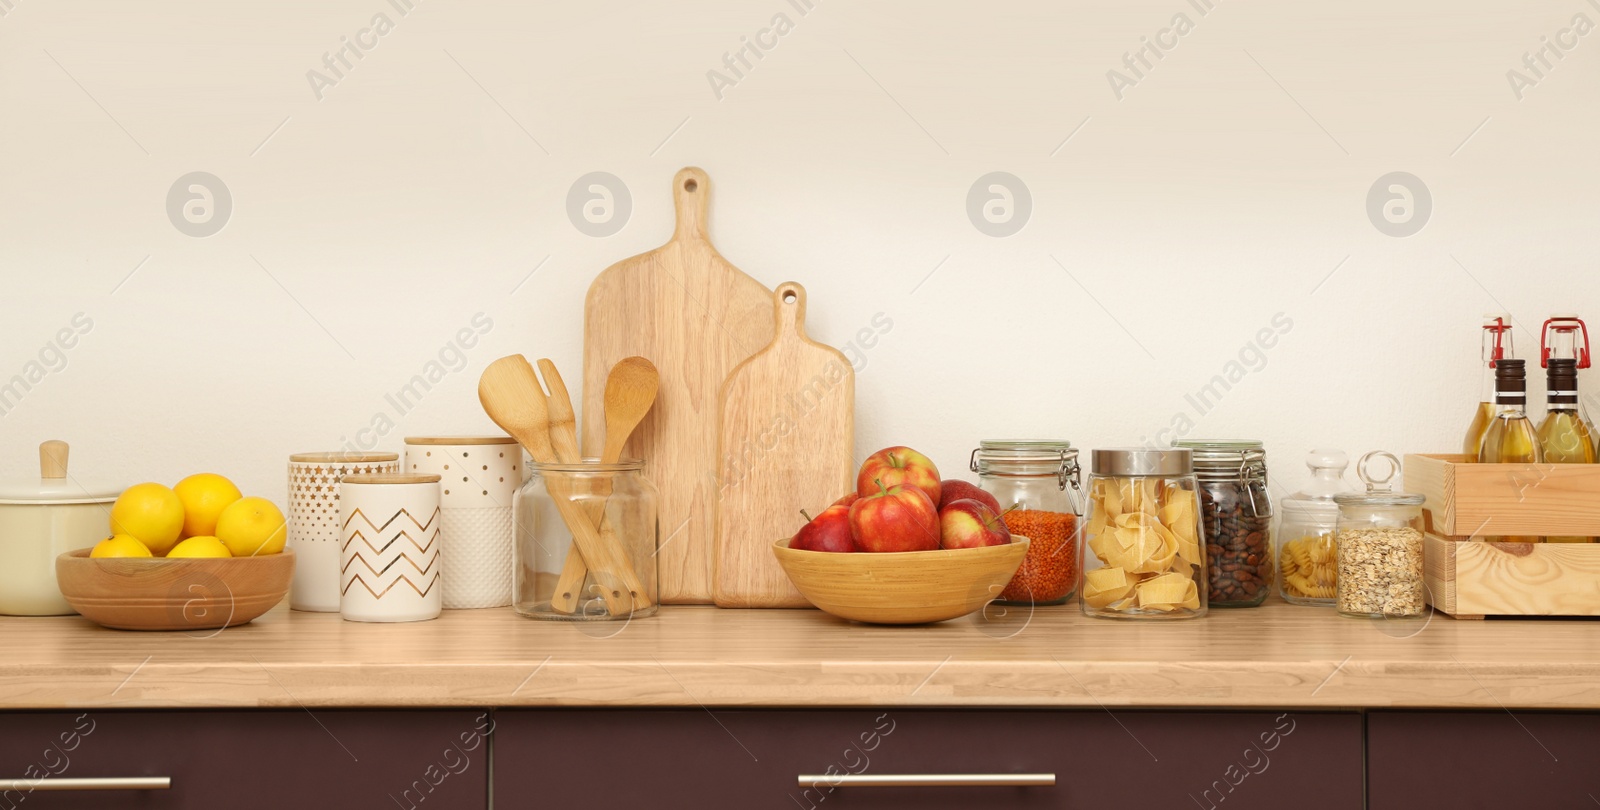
[2,0,1597,507]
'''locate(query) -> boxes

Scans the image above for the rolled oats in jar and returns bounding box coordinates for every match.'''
[1334,452,1426,618]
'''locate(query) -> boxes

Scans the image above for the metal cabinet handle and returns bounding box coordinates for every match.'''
[796,773,1054,788]
[0,777,171,791]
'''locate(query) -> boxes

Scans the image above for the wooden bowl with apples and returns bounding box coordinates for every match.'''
[771,446,1030,625]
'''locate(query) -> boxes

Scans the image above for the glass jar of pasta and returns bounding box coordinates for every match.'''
[971,440,1084,606]
[1080,448,1207,619]
[1334,452,1426,619]
[1277,449,1350,606]
[1175,440,1273,608]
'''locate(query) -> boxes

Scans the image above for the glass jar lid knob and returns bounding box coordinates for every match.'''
[1358,451,1401,494]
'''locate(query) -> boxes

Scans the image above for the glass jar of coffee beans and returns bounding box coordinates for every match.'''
[1175,440,1274,607]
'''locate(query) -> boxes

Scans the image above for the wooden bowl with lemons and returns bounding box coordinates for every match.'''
[56,547,294,631]
[56,478,293,631]
[772,536,1029,625]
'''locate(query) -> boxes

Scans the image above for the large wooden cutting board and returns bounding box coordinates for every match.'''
[582,167,775,604]
[714,282,855,608]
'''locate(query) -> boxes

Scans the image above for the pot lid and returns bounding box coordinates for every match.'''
[0,441,122,505]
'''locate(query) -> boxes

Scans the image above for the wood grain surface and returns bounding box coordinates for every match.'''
[714,283,855,608]
[1408,453,1600,537]
[4,601,1600,710]
[1425,533,1600,617]
[582,167,775,604]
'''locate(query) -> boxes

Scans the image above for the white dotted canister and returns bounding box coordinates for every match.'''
[405,436,521,609]
[287,451,399,612]
[339,473,442,623]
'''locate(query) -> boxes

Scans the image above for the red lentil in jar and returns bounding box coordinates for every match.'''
[998,509,1078,603]
[970,440,1085,607]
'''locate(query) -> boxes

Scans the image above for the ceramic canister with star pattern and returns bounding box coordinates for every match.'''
[288,451,400,611]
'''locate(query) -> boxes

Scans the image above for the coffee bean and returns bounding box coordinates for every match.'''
[1199,481,1273,605]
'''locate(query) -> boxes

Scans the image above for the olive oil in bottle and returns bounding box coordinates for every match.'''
[1479,359,1542,542]
[1463,315,1513,456]
[1538,358,1596,542]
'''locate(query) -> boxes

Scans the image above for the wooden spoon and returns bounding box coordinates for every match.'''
[478,355,639,615]
[549,357,660,604]
[601,357,660,464]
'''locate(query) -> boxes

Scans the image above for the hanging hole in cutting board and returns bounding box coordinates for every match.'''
[783,291,797,303]
[684,178,698,192]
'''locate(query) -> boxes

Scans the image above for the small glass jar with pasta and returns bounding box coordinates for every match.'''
[1276,450,1350,606]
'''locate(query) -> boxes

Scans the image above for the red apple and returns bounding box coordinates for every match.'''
[831,492,860,509]
[849,479,939,553]
[938,499,1012,550]
[938,479,1000,513]
[856,446,941,507]
[790,506,855,553]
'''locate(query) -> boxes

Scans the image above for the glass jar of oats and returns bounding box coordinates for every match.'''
[1333,451,1426,618]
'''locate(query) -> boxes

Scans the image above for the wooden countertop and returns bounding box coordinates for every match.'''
[2,601,1597,710]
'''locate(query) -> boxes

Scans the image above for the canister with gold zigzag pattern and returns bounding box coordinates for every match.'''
[338,473,442,623]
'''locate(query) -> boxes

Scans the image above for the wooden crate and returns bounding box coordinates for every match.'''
[1425,534,1600,619]
[1405,454,1600,618]
[1404,453,1600,538]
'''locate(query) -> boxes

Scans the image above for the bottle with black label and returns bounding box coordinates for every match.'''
[1538,354,1596,542]
[1479,358,1542,542]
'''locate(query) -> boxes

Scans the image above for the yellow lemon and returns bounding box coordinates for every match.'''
[109,483,186,555]
[173,473,243,539]
[166,535,232,559]
[215,497,286,557]
[91,534,153,558]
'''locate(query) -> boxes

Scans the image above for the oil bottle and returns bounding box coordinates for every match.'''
[1463,314,1513,456]
[1537,316,1595,542]
[1479,358,1542,542]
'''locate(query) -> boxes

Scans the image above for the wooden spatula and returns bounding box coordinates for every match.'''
[548,357,661,604]
[478,355,643,615]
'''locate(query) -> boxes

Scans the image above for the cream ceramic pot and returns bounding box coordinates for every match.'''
[0,441,120,615]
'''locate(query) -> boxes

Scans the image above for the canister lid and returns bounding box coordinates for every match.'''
[0,441,122,505]
[1092,447,1191,476]
[1332,450,1422,506]
[1333,491,1424,506]
[971,440,1077,473]
[404,436,518,446]
[1172,440,1263,465]
[290,451,400,463]
[342,473,442,485]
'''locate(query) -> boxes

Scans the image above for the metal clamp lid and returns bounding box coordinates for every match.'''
[971,440,1083,511]
[1175,441,1271,516]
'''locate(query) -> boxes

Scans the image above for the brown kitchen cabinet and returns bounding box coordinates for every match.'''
[493,709,1362,809]
[0,710,488,809]
[1369,711,1600,808]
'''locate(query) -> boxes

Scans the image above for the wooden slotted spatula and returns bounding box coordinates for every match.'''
[547,357,660,604]
[477,355,643,615]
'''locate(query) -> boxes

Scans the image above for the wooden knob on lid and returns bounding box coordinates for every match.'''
[39,440,68,480]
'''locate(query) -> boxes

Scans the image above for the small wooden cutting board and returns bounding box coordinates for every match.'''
[582,167,776,605]
[714,282,855,608]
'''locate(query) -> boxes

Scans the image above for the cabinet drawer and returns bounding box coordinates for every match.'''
[0,710,488,809]
[1369,711,1600,808]
[494,709,1360,809]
